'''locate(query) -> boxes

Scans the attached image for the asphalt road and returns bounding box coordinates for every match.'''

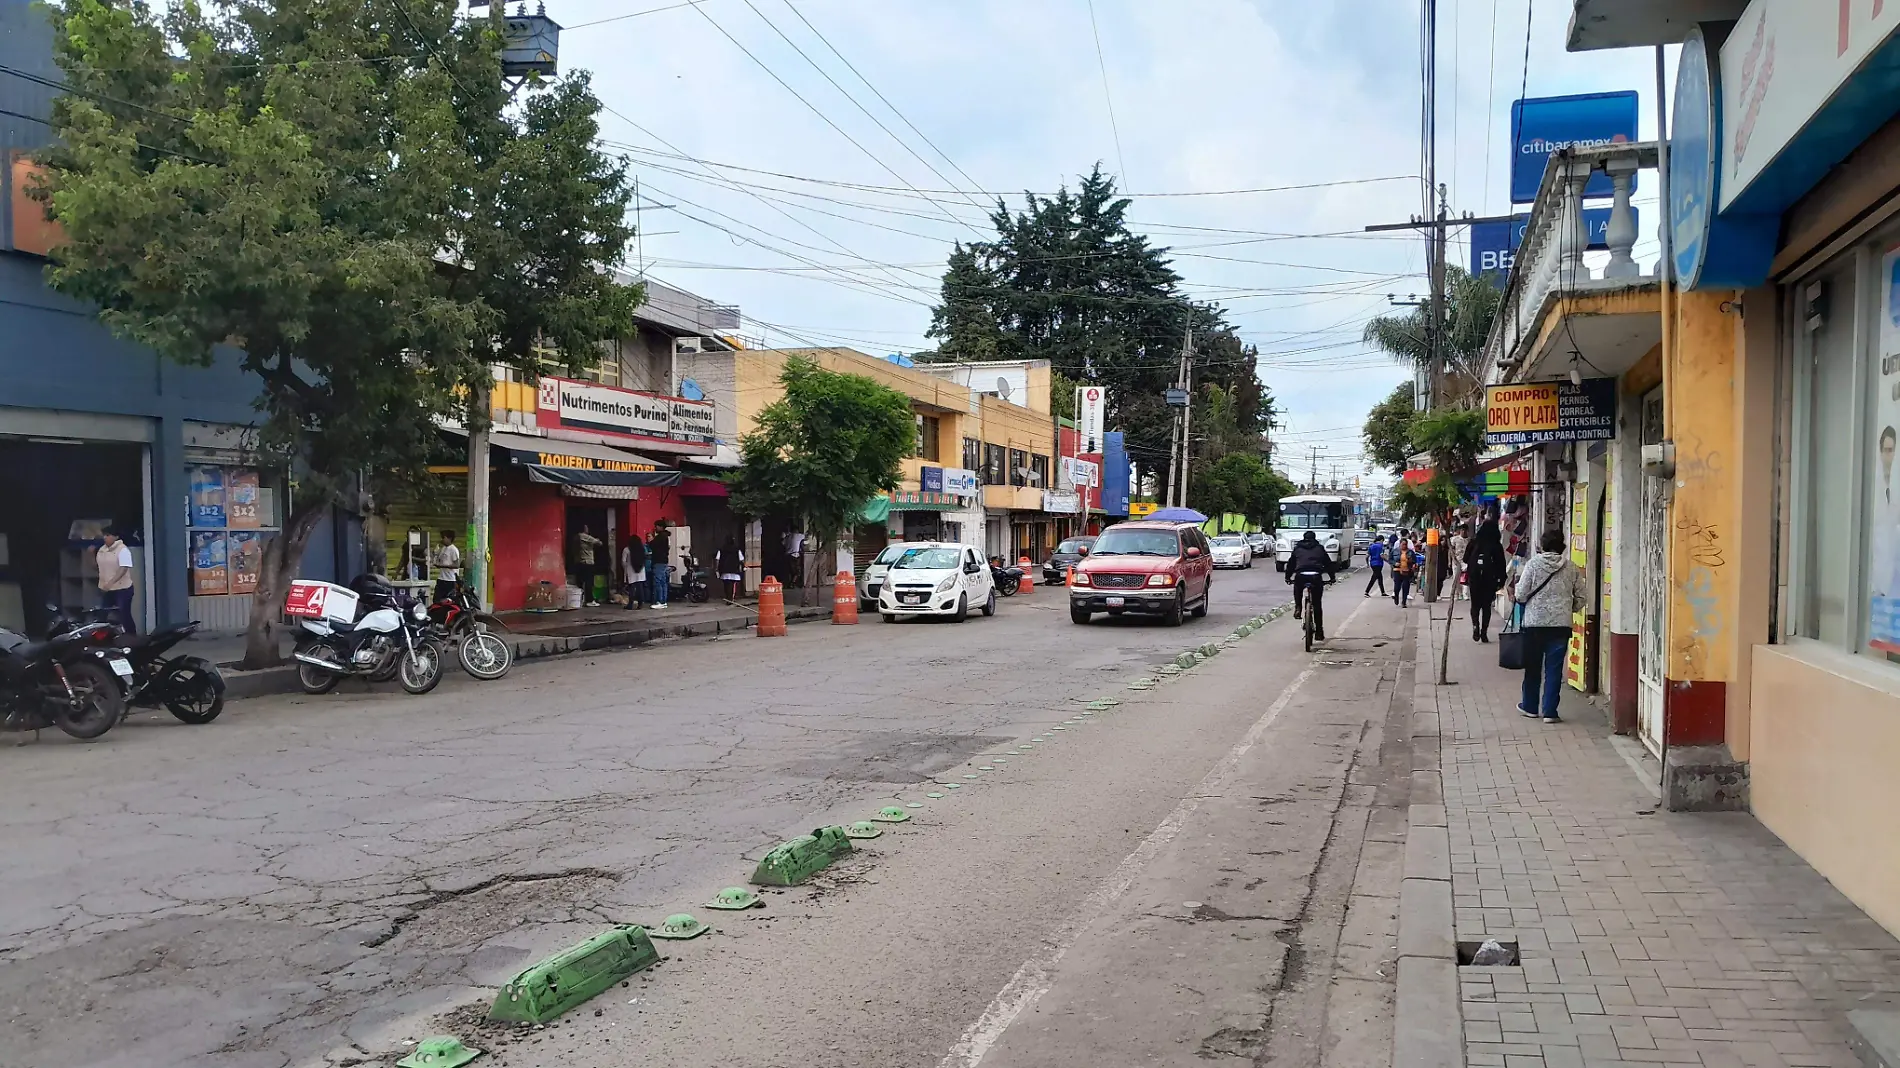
[0,559,1418,1068]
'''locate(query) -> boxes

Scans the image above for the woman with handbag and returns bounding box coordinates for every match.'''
[1510,529,1583,723]
[1464,516,1507,643]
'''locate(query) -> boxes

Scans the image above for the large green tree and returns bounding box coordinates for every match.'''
[1362,267,1501,408]
[1363,381,1419,474]
[36,0,640,666]
[727,357,915,588]
[1190,453,1296,528]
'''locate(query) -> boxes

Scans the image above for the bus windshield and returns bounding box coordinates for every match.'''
[1279,502,1350,530]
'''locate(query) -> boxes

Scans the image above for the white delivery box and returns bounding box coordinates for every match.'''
[285,580,359,624]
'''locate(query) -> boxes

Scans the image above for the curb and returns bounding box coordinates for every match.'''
[1393,609,1461,1068]
[218,605,832,702]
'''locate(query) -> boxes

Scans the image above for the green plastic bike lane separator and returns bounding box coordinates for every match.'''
[488,925,662,1024]
[749,826,855,887]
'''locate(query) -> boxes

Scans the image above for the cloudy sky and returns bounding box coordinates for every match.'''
[552,0,1672,492]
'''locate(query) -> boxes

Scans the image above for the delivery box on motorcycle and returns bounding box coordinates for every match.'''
[285,580,359,625]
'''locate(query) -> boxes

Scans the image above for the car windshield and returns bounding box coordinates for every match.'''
[892,547,962,570]
[1054,539,1094,554]
[1089,528,1180,557]
[1278,501,1350,529]
[1212,536,1245,547]
[873,544,908,565]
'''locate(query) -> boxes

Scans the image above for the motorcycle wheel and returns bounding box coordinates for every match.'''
[296,642,342,695]
[163,666,225,724]
[398,642,446,695]
[54,661,123,740]
[367,643,402,683]
[689,584,710,603]
[997,580,1017,597]
[458,630,512,681]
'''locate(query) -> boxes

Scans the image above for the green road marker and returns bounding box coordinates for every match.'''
[1051,726,1066,731]
[1200,643,1220,657]
[992,756,1008,762]
[750,827,854,886]
[1018,744,1034,750]
[705,886,763,911]
[1157,664,1182,676]
[1175,652,1197,668]
[926,791,944,798]
[397,1036,482,1068]
[873,806,912,823]
[649,913,709,940]
[489,926,659,1023]
[962,773,979,779]
[945,782,963,789]
[906,802,923,809]
[1086,700,1115,711]
[979,765,996,771]
[845,821,883,840]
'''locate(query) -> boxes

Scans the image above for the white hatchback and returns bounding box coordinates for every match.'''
[876,542,996,622]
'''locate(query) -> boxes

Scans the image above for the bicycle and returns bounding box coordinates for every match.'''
[1295,570,1335,652]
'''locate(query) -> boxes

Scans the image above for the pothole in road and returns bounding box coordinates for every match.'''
[373,870,619,952]
[781,732,1011,783]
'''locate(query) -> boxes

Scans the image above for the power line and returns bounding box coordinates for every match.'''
[565,0,708,31]
[1084,0,1130,189]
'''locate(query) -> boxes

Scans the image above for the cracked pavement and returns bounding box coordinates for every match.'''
[0,567,1413,1067]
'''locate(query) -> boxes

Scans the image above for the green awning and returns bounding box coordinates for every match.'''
[860,495,892,524]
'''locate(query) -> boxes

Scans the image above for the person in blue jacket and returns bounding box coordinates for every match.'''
[1364,535,1387,597]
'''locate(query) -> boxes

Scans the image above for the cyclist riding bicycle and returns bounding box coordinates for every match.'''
[1284,530,1341,641]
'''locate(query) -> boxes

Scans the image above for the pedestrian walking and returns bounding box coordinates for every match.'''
[96,526,137,635]
[714,535,745,600]
[1391,537,1418,607]
[1444,522,1469,596]
[571,524,604,606]
[647,523,672,609]
[431,529,461,604]
[1364,535,1387,596]
[1513,529,1584,723]
[1464,514,1507,642]
[620,535,647,610]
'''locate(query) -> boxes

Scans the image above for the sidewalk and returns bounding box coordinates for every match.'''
[1402,602,1900,1068]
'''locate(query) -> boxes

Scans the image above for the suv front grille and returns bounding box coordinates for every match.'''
[1090,573,1148,590]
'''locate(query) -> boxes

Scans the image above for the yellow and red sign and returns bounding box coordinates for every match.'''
[1486,384,1561,438]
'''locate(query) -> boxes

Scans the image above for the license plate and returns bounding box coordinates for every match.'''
[107,658,134,678]
[900,594,923,604]
[1105,596,1125,607]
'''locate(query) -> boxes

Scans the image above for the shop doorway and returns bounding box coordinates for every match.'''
[0,437,148,636]
[1637,388,1667,754]
[564,503,611,603]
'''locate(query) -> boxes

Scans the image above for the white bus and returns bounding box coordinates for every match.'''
[1274,494,1355,571]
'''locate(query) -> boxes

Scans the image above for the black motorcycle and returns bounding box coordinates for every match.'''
[989,557,1025,597]
[47,608,225,724]
[677,555,713,604]
[0,622,128,740]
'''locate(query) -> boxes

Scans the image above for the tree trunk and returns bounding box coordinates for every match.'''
[241,500,328,670]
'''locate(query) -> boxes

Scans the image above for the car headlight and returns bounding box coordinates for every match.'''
[1146,574,1176,587]
[935,576,956,593]
[1071,572,1091,587]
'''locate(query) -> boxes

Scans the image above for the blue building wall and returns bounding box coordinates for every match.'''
[1101,432,1131,517]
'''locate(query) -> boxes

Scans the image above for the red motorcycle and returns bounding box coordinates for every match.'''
[427,583,513,681]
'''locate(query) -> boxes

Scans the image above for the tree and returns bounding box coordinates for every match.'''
[1362,267,1502,408]
[922,243,1002,363]
[726,357,915,582]
[36,1,640,667]
[1363,381,1419,474]
[1190,453,1296,528]
[1399,408,1489,526]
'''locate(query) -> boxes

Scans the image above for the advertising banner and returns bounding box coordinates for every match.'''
[188,466,226,528]
[1509,92,1639,203]
[1076,386,1108,453]
[1868,244,1900,654]
[535,376,716,452]
[1469,208,1634,281]
[920,466,945,493]
[190,531,228,595]
[1042,491,1082,514]
[1485,379,1617,445]
[228,531,262,595]
[1062,456,1099,489]
[226,468,262,529]
[942,467,980,497]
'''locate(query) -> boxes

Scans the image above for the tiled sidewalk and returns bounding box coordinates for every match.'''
[1415,604,1900,1068]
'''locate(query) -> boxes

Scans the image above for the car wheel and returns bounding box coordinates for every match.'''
[952,594,968,623]
[1162,592,1184,627]
[1191,583,1209,618]
[1070,606,1091,625]
[982,589,997,617]
[880,612,897,623]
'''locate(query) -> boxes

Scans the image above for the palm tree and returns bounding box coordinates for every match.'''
[1362,267,1502,409]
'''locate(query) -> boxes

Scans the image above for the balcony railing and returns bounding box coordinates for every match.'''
[1480,141,1660,383]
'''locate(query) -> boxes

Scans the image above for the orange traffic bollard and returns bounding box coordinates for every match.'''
[757,576,787,637]
[1017,556,1034,595]
[832,570,859,625]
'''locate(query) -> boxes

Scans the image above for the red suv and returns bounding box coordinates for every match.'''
[1068,521,1213,626]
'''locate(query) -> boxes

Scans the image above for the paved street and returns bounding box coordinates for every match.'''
[1,564,1419,1068]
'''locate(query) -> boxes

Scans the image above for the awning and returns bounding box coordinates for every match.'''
[860,496,892,524]
[446,428,682,488]
[681,442,743,471]
[559,484,642,500]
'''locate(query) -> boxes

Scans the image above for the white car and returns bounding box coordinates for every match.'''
[876,542,997,622]
[860,542,910,605]
[1209,534,1254,569]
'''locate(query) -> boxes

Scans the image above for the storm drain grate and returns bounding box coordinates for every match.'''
[1457,939,1521,966]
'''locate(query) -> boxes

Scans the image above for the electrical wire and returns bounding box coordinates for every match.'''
[1084,0,1130,189]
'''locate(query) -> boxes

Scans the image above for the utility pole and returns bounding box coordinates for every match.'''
[1177,341,1195,508]
[1309,446,1320,493]
[1163,323,1193,508]
[466,380,491,609]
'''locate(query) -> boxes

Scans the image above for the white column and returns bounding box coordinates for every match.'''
[1602,156,1642,279]
[1557,161,1594,282]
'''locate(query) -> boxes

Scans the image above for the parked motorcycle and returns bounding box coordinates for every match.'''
[45,607,226,724]
[290,576,446,696]
[678,555,713,604]
[427,583,513,681]
[0,620,129,740]
[989,557,1025,597]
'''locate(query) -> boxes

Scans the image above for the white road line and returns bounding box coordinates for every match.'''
[937,595,1375,1068]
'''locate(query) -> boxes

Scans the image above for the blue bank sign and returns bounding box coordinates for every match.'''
[1510,92,1639,203]
[1469,208,1636,282]
[1670,27,1778,290]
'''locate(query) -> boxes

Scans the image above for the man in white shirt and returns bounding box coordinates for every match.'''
[96,527,137,634]
[432,530,462,604]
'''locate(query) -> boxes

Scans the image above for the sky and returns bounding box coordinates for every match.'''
[550,0,1675,495]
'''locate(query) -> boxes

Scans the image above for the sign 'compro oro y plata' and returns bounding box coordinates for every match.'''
[1484,379,1616,445]
[534,451,657,473]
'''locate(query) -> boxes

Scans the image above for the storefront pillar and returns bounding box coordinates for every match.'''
[1663,289,1742,748]
[151,414,188,628]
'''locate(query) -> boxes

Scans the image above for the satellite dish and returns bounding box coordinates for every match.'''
[996,376,1013,401]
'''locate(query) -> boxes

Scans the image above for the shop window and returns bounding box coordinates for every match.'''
[1031,454,1049,487]
[185,463,285,598]
[1009,449,1028,487]
[963,437,981,472]
[983,444,1007,486]
[917,415,941,461]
